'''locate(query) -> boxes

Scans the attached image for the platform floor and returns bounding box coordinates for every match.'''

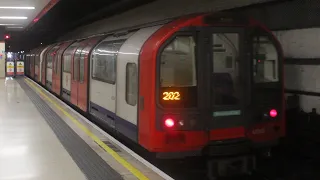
[0,78,87,180]
[0,77,168,180]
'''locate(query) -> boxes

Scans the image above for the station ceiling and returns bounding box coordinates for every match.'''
[5,0,286,52]
[0,0,51,31]
[6,0,154,52]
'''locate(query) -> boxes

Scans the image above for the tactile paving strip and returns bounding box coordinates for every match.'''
[17,78,123,180]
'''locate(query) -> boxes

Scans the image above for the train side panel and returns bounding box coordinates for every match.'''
[115,26,162,141]
[46,45,61,90]
[38,46,49,83]
[89,34,134,129]
[34,49,40,81]
[30,51,35,79]
[71,40,91,106]
[53,42,73,95]
[25,54,29,76]
[39,47,49,83]
[77,36,104,112]
[41,45,55,86]
[62,42,80,101]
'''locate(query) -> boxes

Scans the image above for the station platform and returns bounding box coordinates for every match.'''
[0,77,171,180]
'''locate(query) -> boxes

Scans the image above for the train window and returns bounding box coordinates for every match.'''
[73,58,79,80]
[79,48,86,83]
[47,46,59,69]
[57,53,61,75]
[55,55,59,74]
[35,54,39,66]
[159,35,197,108]
[253,36,279,83]
[91,40,124,84]
[73,48,82,81]
[212,33,240,106]
[63,55,72,73]
[160,36,197,87]
[63,42,80,73]
[126,63,138,106]
[47,54,53,69]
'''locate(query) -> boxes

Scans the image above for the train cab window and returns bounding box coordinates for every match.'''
[253,36,279,83]
[91,40,124,84]
[160,36,197,87]
[212,33,240,106]
[159,35,197,108]
[126,63,138,106]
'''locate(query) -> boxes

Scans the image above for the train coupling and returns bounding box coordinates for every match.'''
[207,155,256,179]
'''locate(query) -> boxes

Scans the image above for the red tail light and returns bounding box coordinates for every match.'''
[164,118,175,128]
[269,109,277,118]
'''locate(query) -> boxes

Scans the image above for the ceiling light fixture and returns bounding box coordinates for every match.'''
[6,27,24,29]
[0,24,19,26]
[0,7,35,10]
[0,16,27,19]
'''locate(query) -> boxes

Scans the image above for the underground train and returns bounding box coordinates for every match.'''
[25,11,285,173]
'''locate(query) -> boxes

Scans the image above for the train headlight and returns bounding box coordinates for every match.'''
[269,109,277,118]
[164,118,175,128]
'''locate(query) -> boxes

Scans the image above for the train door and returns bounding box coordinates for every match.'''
[30,51,35,78]
[89,36,126,129]
[53,42,73,95]
[34,48,42,81]
[62,41,81,102]
[200,27,248,140]
[25,55,29,76]
[46,45,60,90]
[34,50,39,80]
[42,45,54,86]
[77,37,103,112]
[52,49,59,94]
[71,41,89,106]
[40,46,49,83]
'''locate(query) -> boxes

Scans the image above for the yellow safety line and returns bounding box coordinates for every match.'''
[24,78,149,180]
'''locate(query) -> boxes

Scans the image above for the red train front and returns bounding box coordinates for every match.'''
[139,12,285,158]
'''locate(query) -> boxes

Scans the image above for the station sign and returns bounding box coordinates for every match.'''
[16,61,24,75]
[6,61,14,76]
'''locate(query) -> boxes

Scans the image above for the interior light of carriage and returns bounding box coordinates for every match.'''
[269,109,277,118]
[164,118,175,128]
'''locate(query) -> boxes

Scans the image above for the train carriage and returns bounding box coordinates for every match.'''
[25,12,285,174]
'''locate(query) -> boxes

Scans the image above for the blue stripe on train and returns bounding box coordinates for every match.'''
[89,102,138,142]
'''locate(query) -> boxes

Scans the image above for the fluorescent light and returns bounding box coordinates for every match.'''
[0,6,35,9]
[0,16,27,19]
[7,27,24,29]
[0,24,19,26]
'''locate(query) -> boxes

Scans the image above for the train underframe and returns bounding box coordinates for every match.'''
[204,138,279,179]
